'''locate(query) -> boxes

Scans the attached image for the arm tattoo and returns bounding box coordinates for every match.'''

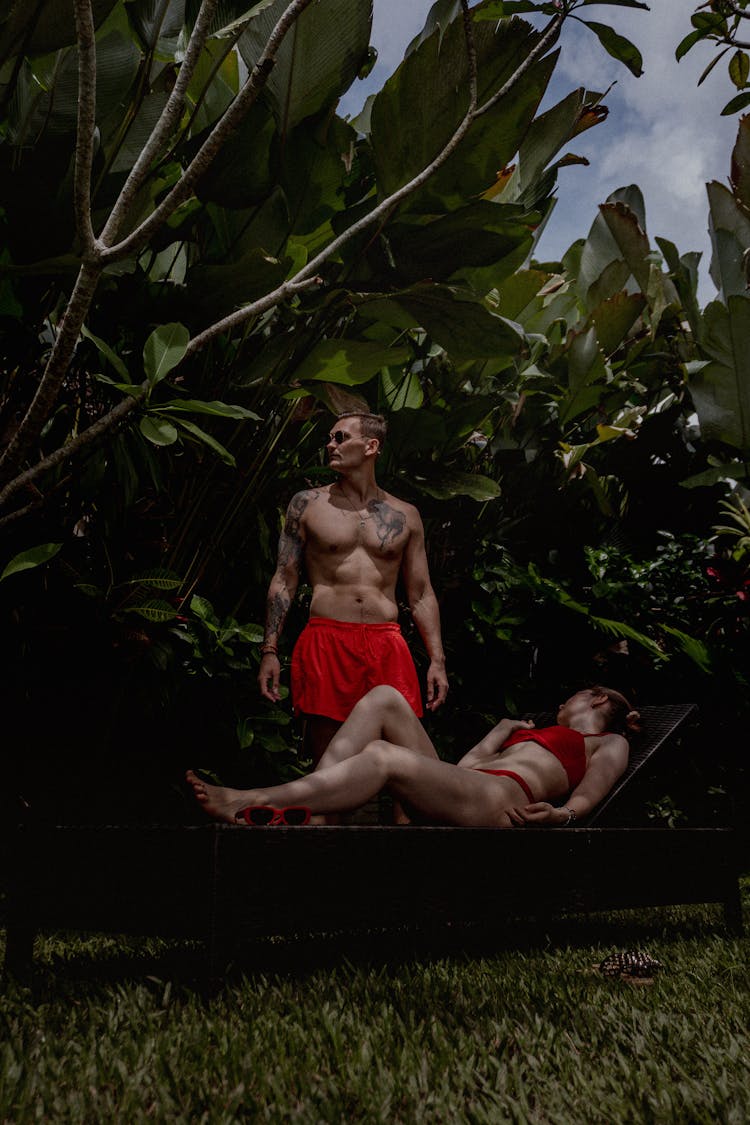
[267,590,291,636]
[277,489,315,568]
[370,500,406,549]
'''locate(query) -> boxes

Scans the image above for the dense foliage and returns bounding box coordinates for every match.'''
[0,0,747,825]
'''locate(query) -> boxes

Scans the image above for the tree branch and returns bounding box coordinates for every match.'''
[474,12,563,119]
[0,382,146,513]
[98,0,221,248]
[99,0,316,263]
[72,0,98,255]
[0,0,571,514]
[0,0,313,502]
[187,0,563,355]
[723,1,750,20]
[0,261,103,485]
[718,33,750,47]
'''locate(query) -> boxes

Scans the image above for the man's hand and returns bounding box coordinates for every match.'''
[425,660,448,711]
[258,653,281,702]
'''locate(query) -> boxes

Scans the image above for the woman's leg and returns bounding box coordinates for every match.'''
[186,747,391,823]
[187,741,521,827]
[186,687,438,824]
[315,685,438,771]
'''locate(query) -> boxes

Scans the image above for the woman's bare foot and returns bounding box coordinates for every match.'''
[186,769,258,823]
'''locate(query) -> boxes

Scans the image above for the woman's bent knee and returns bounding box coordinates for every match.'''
[361,738,409,773]
[363,684,407,711]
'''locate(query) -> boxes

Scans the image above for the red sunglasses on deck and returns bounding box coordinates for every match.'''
[237,805,311,826]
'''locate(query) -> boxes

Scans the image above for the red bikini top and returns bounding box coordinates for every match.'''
[502,725,589,789]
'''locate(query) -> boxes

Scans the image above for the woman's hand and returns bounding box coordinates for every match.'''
[505,718,535,736]
[511,802,570,827]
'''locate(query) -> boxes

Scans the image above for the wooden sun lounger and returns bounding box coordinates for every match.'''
[3,703,743,978]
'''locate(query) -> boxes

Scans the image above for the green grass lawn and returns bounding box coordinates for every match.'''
[1,891,748,1123]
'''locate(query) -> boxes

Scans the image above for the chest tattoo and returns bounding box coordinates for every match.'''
[370,501,406,549]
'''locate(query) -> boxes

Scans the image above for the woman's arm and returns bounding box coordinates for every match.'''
[457,718,535,768]
[513,734,629,825]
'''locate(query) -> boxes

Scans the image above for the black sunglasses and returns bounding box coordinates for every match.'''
[327,430,354,445]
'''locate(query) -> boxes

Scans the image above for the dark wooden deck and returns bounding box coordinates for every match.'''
[4,823,743,977]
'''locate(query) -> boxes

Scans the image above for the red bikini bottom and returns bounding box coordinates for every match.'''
[476,768,535,803]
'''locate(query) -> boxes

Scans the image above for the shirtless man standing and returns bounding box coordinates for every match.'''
[258,412,448,762]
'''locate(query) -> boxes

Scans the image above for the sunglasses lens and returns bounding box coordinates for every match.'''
[244,806,276,826]
[282,806,310,825]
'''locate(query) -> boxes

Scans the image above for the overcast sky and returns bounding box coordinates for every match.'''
[339,2,738,304]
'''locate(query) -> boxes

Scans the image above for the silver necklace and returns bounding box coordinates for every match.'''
[337,483,380,528]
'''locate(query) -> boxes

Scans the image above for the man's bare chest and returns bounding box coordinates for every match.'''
[306,499,408,557]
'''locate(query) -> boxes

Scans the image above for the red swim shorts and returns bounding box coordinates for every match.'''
[291,617,423,722]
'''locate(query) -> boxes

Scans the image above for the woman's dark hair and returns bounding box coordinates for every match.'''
[593,684,642,737]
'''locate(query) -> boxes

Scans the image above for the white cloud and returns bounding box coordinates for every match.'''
[539,6,738,297]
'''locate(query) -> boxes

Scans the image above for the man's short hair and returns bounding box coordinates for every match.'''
[336,412,387,449]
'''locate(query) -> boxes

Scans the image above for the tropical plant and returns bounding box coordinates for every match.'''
[679,0,750,115]
[21,1,745,817]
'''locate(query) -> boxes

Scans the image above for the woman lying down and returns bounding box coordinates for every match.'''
[187,684,640,828]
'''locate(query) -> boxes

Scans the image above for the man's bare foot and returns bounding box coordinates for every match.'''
[186,769,257,823]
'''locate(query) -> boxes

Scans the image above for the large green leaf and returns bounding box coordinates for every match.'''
[415,471,501,502]
[577,185,646,308]
[497,87,591,205]
[404,0,462,56]
[184,0,277,37]
[598,201,678,326]
[598,200,651,294]
[157,399,261,419]
[126,599,178,623]
[109,90,170,173]
[294,339,411,387]
[184,36,239,134]
[558,325,608,425]
[380,368,424,411]
[588,291,645,357]
[176,418,236,465]
[371,15,555,209]
[7,31,140,143]
[143,322,190,386]
[387,408,448,456]
[580,21,643,78]
[128,0,184,56]
[239,0,372,133]
[81,325,132,383]
[194,98,277,207]
[140,416,179,445]
[689,296,750,452]
[730,114,750,214]
[0,0,118,62]
[384,203,535,284]
[187,246,288,321]
[0,541,62,582]
[393,286,525,361]
[279,115,358,237]
[706,180,750,300]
